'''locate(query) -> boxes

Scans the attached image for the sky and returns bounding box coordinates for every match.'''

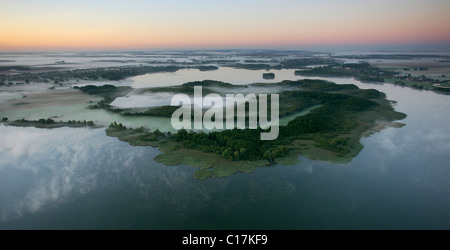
[1,0,450,51]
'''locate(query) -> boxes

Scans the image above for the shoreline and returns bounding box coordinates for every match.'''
[1,78,407,179]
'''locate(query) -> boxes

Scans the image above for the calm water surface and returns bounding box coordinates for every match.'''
[0,69,449,229]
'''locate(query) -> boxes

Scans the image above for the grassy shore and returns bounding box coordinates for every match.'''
[1,79,406,180]
[100,79,406,179]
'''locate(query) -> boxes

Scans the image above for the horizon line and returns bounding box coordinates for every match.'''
[1,43,450,53]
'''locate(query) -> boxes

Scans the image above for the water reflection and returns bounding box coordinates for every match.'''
[130,68,299,88]
[0,126,161,222]
[0,125,234,228]
[1,67,450,229]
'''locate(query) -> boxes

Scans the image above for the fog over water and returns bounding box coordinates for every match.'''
[0,52,449,229]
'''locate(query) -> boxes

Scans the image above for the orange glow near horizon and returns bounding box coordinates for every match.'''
[1,0,450,51]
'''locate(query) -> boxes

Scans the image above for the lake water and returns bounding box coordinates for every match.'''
[0,67,449,229]
[130,68,299,88]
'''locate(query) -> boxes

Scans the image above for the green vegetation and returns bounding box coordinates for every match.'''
[1,73,406,179]
[0,66,34,72]
[433,86,450,93]
[278,58,336,69]
[295,63,394,82]
[142,80,235,96]
[72,84,132,113]
[96,66,176,80]
[2,51,448,93]
[295,63,450,93]
[233,63,271,70]
[3,118,97,128]
[0,65,180,85]
[182,80,234,88]
[334,54,450,60]
[101,79,406,179]
[79,80,239,119]
[105,126,165,149]
[195,65,219,71]
[263,73,275,79]
[73,84,118,95]
[281,79,358,91]
[168,88,380,165]
[123,106,181,118]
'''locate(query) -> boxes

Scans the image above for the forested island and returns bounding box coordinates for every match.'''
[61,79,405,179]
[263,72,275,79]
[1,118,98,128]
[295,62,450,93]
[0,75,407,179]
[1,49,421,179]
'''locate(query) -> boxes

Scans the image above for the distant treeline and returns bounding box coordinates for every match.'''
[1,65,180,84]
[1,56,341,85]
[295,64,394,83]
[73,84,117,95]
[5,118,96,128]
[123,106,180,117]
